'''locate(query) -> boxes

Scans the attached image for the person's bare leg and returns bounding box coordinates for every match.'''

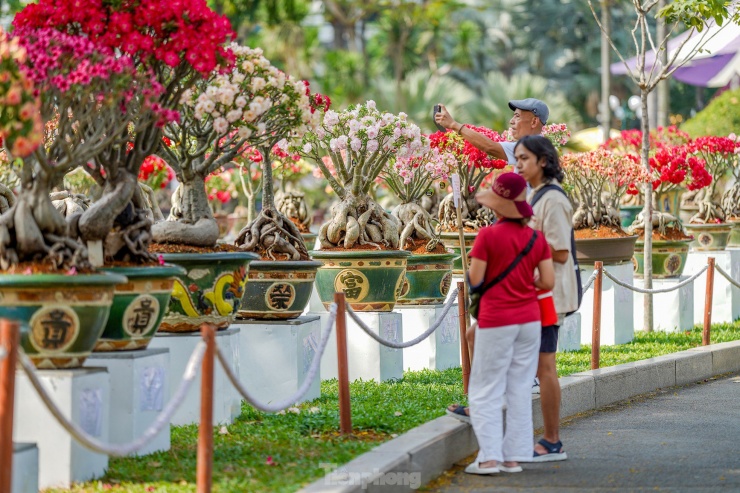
[535,351,560,454]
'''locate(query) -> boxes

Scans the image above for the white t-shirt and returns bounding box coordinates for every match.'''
[500,141,517,164]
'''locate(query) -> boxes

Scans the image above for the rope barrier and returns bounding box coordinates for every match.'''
[602,266,708,294]
[345,288,459,349]
[582,270,598,291]
[218,303,338,413]
[714,264,740,289]
[18,342,206,457]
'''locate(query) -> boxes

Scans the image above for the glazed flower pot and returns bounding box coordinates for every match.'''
[94,264,186,351]
[656,189,683,215]
[157,251,260,332]
[236,260,322,320]
[574,235,638,265]
[301,232,318,250]
[0,272,128,369]
[632,239,691,278]
[684,223,732,251]
[310,249,410,312]
[439,231,477,275]
[727,219,740,247]
[619,205,643,229]
[397,252,456,305]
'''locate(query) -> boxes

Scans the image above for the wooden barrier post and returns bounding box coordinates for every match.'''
[197,323,216,493]
[457,282,471,394]
[703,257,715,346]
[591,262,603,370]
[334,292,352,435]
[0,320,19,493]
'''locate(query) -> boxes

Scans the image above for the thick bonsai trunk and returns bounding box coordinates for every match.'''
[317,193,400,249]
[437,193,494,231]
[0,176,88,270]
[77,171,138,242]
[392,202,440,252]
[152,175,219,247]
[275,190,311,232]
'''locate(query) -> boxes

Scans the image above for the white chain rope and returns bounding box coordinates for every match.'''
[17,342,206,457]
[217,303,338,413]
[714,264,740,289]
[345,287,459,349]
[582,270,599,291]
[601,265,708,294]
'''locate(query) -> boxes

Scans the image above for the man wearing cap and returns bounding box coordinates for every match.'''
[434,98,549,164]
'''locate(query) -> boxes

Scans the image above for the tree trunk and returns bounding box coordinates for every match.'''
[151,174,219,247]
[600,0,611,143]
[656,0,670,128]
[77,170,138,242]
[261,147,276,212]
[641,90,654,332]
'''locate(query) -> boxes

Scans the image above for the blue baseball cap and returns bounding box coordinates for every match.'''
[508,98,549,125]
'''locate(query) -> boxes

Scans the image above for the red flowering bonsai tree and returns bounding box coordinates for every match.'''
[684,136,740,224]
[13,0,234,263]
[721,133,740,220]
[429,126,508,231]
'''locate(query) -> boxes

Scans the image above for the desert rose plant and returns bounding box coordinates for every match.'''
[291,100,425,250]
[686,136,740,224]
[721,133,740,220]
[382,143,454,252]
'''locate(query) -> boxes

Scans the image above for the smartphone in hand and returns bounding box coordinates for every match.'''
[433,105,447,132]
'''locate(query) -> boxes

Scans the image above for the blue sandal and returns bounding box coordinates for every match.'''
[445,404,471,424]
[531,438,567,462]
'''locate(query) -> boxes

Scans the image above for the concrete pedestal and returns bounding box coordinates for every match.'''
[444,275,466,305]
[149,328,240,425]
[233,316,322,406]
[13,367,109,489]
[578,263,635,346]
[558,313,582,352]
[684,249,740,324]
[633,276,694,332]
[315,311,404,382]
[85,348,170,455]
[12,443,38,493]
[395,304,460,371]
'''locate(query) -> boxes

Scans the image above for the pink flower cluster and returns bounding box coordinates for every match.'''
[562,149,652,200]
[383,144,455,203]
[13,0,235,77]
[502,123,570,148]
[0,28,43,158]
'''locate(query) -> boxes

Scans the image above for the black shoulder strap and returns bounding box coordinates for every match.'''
[472,230,538,295]
[530,183,565,207]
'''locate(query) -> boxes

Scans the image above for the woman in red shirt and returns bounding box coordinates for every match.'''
[463,172,554,475]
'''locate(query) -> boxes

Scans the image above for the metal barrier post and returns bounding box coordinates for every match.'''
[197,323,215,493]
[591,262,603,370]
[703,257,715,346]
[456,282,471,394]
[0,320,19,493]
[334,292,352,435]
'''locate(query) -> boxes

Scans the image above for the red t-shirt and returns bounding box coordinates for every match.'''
[469,220,551,329]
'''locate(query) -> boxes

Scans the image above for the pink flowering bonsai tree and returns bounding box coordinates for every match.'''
[13,0,234,263]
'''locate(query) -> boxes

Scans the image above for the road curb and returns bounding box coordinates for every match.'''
[298,340,740,492]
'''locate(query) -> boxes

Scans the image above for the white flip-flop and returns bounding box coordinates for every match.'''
[464,462,500,475]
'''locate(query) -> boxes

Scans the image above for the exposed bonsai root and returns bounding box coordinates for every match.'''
[0,184,15,215]
[393,202,440,252]
[690,201,726,224]
[722,184,740,219]
[629,210,680,235]
[105,208,157,263]
[51,191,90,217]
[276,190,311,231]
[437,193,493,231]
[151,216,220,247]
[572,203,622,230]
[139,183,165,222]
[235,208,308,260]
[318,198,399,249]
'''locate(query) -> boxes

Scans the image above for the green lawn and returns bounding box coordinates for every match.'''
[47,323,740,493]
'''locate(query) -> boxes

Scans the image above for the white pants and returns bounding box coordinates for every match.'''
[469,321,541,463]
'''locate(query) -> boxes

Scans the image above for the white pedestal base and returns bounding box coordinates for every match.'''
[12,443,38,493]
[558,313,582,352]
[684,250,740,324]
[84,348,170,455]
[395,304,460,371]
[578,263,635,346]
[13,367,109,489]
[305,282,328,315]
[633,276,694,332]
[149,328,241,426]
[315,311,404,382]
[233,316,322,406]
[444,275,466,305]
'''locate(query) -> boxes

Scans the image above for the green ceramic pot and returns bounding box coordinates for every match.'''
[575,235,638,265]
[94,264,186,351]
[656,189,683,215]
[632,239,691,278]
[439,231,477,275]
[727,220,740,247]
[397,252,456,305]
[685,223,732,251]
[619,205,643,229]
[301,232,318,250]
[157,251,259,332]
[237,260,322,320]
[310,249,410,312]
[0,272,127,368]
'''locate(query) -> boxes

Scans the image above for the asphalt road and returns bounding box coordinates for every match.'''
[425,373,740,492]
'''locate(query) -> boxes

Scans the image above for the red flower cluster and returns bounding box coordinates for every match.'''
[650,145,712,192]
[138,155,174,189]
[428,127,507,171]
[310,93,331,114]
[603,125,690,154]
[13,0,235,76]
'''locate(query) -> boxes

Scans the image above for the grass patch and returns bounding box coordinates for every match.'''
[47,323,740,493]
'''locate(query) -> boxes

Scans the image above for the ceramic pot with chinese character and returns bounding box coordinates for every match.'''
[310,250,410,312]
[439,231,477,275]
[397,252,456,305]
[94,264,186,351]
[632,239,691,278]
[0,272,128,369]
[684,223,732,251]
[156,251,259,332]
[236,260,322,320]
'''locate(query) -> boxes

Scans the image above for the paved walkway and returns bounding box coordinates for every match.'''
[427,372,740,492]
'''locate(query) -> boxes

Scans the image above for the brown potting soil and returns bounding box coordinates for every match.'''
[441,227,478,233]
[289,217,311,233]
[632,226,693,241]
[149,242,242,254]
[574,225,632,239]
[404,237,450,255]
[321,243,397,252]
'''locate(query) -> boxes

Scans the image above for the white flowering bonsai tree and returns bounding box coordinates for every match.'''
[292,101,425,250]
[154,44,324,255]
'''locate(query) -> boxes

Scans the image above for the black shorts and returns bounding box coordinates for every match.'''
[540,324,560,353]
